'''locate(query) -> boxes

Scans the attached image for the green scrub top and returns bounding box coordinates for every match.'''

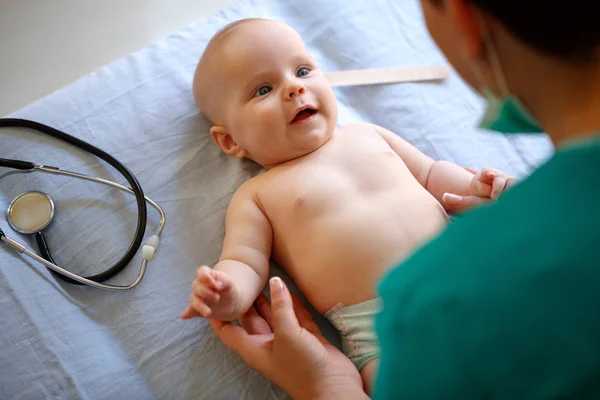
[374,136,600,399]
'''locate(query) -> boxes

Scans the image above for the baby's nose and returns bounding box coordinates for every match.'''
[288,85,305,98]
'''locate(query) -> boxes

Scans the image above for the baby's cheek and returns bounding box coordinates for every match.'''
[317,87,338,119]
[262,109,287,133]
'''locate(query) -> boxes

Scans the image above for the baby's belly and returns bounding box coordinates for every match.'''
[273,188,448,314]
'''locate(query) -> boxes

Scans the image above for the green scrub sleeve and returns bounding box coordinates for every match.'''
[373,137,600,399]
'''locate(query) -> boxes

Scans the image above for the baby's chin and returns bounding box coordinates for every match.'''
[287,131,335,160]
[250,129,335,167]
[302,125,335,147]
[254,145,323,168]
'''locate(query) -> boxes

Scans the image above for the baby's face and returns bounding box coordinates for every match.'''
[204,21,338,167]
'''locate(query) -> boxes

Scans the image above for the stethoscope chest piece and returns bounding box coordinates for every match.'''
[8,191,55,235]
[1,117,166,290]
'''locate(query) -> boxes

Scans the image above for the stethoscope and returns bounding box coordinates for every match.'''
[0,118,166,290]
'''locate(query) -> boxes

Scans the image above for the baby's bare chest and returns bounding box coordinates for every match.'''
[259,131,423,221]
[251,130,448,300]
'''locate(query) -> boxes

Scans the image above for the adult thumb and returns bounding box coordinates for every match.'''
[269,277,300,336]
[443,193,488,213]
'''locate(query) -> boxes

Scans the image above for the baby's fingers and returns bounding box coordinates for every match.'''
[469,174,493,198]
[197,266,232,293]
[212,270,233,292]
[181,306,201,320]
[480,168,501,184]
[192,279,220,302]
[189,293,212,317]
[197,266,219,287]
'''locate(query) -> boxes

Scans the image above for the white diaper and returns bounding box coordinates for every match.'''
[324,298,382,370]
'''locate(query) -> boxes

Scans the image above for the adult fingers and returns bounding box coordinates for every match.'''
[490,175,508,200]
[255,291,325,342]
[290,295,312,321]
[269,277,301,336]
[291,295,323,338]
[209,319,248,355]
[255,293,274,330]
[506,177,518,191]
[443,193,490,213]
[239,304,272,335]
[210,319,276,377]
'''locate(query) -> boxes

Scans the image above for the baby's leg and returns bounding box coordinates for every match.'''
[360,357,379,395]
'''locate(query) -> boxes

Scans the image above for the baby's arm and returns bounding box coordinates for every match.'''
[181,181,272,321]
[373,125,503,206]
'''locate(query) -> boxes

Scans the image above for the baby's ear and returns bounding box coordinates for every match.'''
[210,126,247,159]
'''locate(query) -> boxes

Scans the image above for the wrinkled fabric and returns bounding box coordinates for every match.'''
[0,0,554,398]
[324,299,382,370]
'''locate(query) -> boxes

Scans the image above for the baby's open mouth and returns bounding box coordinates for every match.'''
[291,107,317,124]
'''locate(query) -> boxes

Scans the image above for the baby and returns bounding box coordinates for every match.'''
[181,18,514,393]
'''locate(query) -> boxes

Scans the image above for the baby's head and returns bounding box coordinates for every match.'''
[193,18,338,168]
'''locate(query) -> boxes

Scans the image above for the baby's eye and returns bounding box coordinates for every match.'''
[254,85,272,97]
[296,67,311,78]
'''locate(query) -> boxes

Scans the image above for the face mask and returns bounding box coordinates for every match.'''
[474,23,544,134]
[479,90,544,133]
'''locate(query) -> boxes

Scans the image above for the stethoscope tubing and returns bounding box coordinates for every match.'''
[0,118,165,290]
[1,231,150,290]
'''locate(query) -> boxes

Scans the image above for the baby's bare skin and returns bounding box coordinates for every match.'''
[181,18,515,394]
[250,124,447,314]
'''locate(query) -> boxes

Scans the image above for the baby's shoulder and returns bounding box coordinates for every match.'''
[232,170,279,200]
[226,176,267,214]
[234,174,265,196]
[228,171,284,217]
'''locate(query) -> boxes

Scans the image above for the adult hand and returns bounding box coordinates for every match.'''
[209,277,369,400]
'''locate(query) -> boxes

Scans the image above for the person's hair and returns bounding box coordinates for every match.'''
[434,0,600,64]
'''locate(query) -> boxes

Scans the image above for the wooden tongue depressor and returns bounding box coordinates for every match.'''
[325,65,452,87]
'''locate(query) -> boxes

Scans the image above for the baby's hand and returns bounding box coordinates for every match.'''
[180,266,241,321]
[443,167,517,212]
[468,167,517,200]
